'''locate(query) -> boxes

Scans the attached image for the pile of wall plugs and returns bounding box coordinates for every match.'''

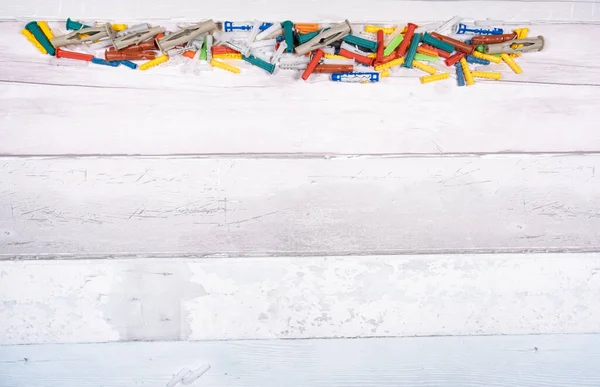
[21,17,544,85]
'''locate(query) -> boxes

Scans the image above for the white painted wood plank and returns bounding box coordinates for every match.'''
[5,82,598,155]
[3,0,600,22]
[1,254,599,344]
[4,81,598,155]
[1,335,600,387]
[1,156,599,257]
[2,21,599,155]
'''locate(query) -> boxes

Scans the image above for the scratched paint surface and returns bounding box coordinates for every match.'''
[1,254,600,344]
[1,156,599,257]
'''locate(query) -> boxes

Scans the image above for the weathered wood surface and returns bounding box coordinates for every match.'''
[1,254,599,344]
[1,156,599,257]
[1,334,600,387]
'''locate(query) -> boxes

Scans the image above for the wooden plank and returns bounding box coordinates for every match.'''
[4,81,599,155]
[1,335,600,387]
[4,81,599,156]
[3,0,599,22]
[1,254,599,344]
[2,155,600,257]
[2,21,599,156]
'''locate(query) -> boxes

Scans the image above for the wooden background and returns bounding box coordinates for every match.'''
[1,0,600,385]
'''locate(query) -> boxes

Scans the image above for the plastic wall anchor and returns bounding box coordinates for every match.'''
[66,18,90,30]
[56,47,93,61]
[37,21,55,40]
[414,53,439,62]
[256,23,282,41]
[206,35,213,62]
[213,53,242,60]
[365,25,395,34]
[278,55,310,70]
[281,21,294,53]
[242,54,276,74]
[454,63,466,86]
[295,21,351,56]
[421,33,454,53]
[119,60,138,70]
[471,33,517,45]
[343,34,378,52]
[295,23,320,34]
[331,72,380,83]
[455,23,503,35]
[379,68,391,78]
[416,46,438,57]
[322,57,354,65]
[421,43,451,59]
[471,71,501,80]
[396,23,417,57]
[139,54,169,71]
[301,49,325,80]
[420,73,450,84]
[250,37,276,49]
[246,20,262,47]
[444,52,466,66]
[324,53,346,60]
[430,32,474,54]
[119,60,138,69]
[472,51,501,64]
[91,57,120,67]
[459,57,475,85]
[383,33,403,56]
[402,32,422,69]
[51,23,113,47]
[211,45,239,54]
[339,48,373,66]
[382,26,400,45]
[119,40,157,52]
[105,50,156,61]
[374,57,404,71]
[500,53,522,74]
[313,64,354,73]
[182,50,196,59]
[376,30,384,62]
[510,28,529,58]
[112,24,128,31]
[157,20,217,52]
[434,15,461,35]
[25,22,55,55]
[270,41,287,64]
[466,55,489,65]
[21,29,47,54]
[115,23,151,38]
[378,52,397,63]
[112,26,164,50]
[297,29,323,45]
[223,21,271,32]
[210,58,241,73]
[200,38,208,61]
[412,60,437,75]
[485,36,544,55]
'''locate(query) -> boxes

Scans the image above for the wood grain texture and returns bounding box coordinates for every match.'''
[1,334,600,387]
[1,254,599,344]
[3,0,600,22]
[1,156,599,257]
[1,22,599,155]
